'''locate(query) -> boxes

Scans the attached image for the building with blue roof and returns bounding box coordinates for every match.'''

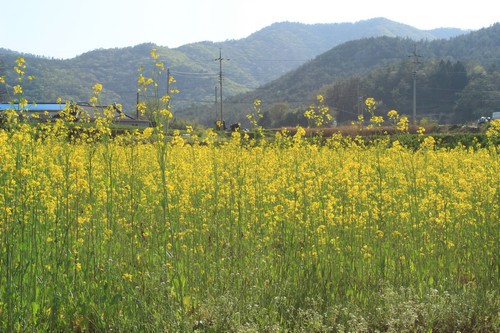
[0,103,66,119]
[0,102,150,127]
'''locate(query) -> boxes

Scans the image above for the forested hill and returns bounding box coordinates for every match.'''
[0,18,465,114]
[225,23,500,126]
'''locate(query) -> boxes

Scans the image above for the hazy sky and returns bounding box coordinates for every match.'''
[1,0,498,59]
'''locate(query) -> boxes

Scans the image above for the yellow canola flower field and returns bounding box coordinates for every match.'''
[0,124,498,331]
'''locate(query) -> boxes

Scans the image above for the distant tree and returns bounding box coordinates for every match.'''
[451,61,468,90]
[0,58,7,102]
[259,102,291,128]
[454,65,499,121]
[322,76,362,123]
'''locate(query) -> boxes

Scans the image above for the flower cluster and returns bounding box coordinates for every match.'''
[304,94,332,127]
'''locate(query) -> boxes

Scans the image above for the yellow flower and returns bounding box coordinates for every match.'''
[421,136,436,150]
[13,85,23,95]
[365,97,377,114]
[155,62,165,71]
[14,66,24,76]
[18,97,28,109]
[387,109,399,119]
[316,225,326,234]
[137,74,146,85]
[142,127,154,139]
[160,94,170,103]
[150,48,159,60]
[397,116,409,132]
[16,57,25,67]
[370,115,384,127]
[122,273,132,282]
[92,83,103,95]
[486,119,500,141]
[294,126,306,142]
[159,109,172,118]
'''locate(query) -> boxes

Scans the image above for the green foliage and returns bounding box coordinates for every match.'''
[2,22,498,128]
[390,132,490,150]
[0,18,468,126]
[0,59,7,101]
[319,55,500,125]
[233,24,500,126]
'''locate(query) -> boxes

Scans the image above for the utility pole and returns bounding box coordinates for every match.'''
[215,48,229,128]
[356,80,362,119]
[409,45,422,126]
[214,86,218,124]
[136,91,140,120]
[166,68,171,109]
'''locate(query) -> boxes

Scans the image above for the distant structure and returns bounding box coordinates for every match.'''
[0,102,150,127]
[214,48,229,127]
[0,103,65,119]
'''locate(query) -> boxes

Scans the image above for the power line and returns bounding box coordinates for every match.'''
[169,70,217,77]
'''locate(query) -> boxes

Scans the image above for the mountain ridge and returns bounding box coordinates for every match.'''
[225,23,500,126]
[1,18,470,118]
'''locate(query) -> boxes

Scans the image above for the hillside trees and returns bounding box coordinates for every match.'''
[1,23,499,125]
[321,76,363,123]
[226,56,499,128]
[319,61,415,124]
[427,60,467,106]
[318,59,498,124]
[415,60,468,122]
[454,65,500,122]
[229,25,500,127]
[0,59,6,101]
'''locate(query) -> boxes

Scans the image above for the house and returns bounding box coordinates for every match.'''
[0,102,66,120]
[0,102,150,127]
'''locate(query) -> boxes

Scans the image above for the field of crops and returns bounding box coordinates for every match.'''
[0,54,498,331]
[0,120,498,332]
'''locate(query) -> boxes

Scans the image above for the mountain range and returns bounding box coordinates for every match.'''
[1,18,466,115]
[2,17,498,126]
[225,23,500,125]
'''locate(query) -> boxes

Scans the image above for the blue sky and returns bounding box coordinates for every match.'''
[1,0,498,59]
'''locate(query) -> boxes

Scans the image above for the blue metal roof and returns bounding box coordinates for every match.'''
[0,103,66,111]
